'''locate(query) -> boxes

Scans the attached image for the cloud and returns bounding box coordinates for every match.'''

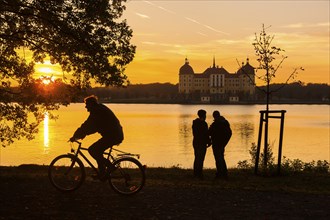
[135,12,150,19]
[316,22,330,27]
[157,6,175,14]
[282,23,304,28]
[142,41,182,48]
[144,0,175,14]
[197,32,207,37]
[204,25,230,35]
[215,39,242,45]
[143,1,154,6]
[185,17,201,25]
[185,16,229,35]
[142,41,156,45]
[282,22,330,29]
[143,2,229,36]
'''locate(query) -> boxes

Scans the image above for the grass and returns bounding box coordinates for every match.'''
[1,164,329,195]
[146,167,330,194]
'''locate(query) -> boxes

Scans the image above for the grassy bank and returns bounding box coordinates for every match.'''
[1,164,329,194]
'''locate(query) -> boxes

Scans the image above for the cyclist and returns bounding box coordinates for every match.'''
[70,95,124,179]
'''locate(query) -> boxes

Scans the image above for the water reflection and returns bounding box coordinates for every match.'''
[2,104,328,168]
[233,122,254,145]
[178,114,192,153]
[178,113,256,157]
[43,112,49,149]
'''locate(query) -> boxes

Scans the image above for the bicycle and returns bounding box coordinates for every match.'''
[48,140,146,195]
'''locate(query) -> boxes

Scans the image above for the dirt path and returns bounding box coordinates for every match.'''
[1,171,330,220]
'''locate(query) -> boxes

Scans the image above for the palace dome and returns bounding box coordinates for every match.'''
[179,58,194,75]
[238,58,255,75]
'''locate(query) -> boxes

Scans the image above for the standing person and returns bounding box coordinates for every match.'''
[192,109,210,179]
[209,110,232,179]
[69,95,124,180]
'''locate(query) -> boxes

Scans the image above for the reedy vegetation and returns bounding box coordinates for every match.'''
[237,143,329,174]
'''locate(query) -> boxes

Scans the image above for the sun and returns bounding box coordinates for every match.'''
[38,67,53,74]
[36,65,56,84]
[40,75,55,85]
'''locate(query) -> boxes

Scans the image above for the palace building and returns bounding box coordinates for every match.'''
[178,57,256,102]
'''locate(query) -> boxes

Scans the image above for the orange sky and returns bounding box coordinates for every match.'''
[122,0,329,85]
[33,1,329,86]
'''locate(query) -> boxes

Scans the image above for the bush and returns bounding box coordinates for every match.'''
[237,143,275,171]
[237,143,329,173]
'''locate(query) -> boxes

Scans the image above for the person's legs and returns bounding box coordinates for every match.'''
[212,145,221,177]
[193,145,206,179]
[218,146,228,177]
[88,137,113,176]
[212,145,227,178]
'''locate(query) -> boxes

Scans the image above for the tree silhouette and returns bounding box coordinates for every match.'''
[249,24,303,110]
[0,0,135,147]
[238,24,304,172]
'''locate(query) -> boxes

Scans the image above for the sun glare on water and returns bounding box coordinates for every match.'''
[44,112,49,149]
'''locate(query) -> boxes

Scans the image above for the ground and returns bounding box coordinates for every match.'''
[1,165,329,220]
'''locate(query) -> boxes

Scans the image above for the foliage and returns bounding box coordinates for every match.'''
[0,0,135,147]
[252,24,304,95]
[237,143,329,174]
[243,24,304,170]
[237,143,274,171]
[0,0,135,87]
[281,158,329,173]
[0,76,79,147]
[238,24,304,109]
[90,83,179,101]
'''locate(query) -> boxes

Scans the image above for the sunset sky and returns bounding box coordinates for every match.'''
[35,0,329,85]
[122,0,329,85]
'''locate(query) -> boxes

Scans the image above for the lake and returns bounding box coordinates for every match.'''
[1,104,329,169]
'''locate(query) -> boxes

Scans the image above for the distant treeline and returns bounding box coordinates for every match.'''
[89,83,179,103]
[256,82,329,102]
[88,82,329,103]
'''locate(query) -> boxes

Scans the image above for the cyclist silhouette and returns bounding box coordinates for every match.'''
[70,95,123,179]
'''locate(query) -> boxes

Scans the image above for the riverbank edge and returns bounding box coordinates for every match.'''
[1,164,329,195]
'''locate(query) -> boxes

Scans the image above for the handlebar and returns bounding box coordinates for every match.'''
[74,140,82,144]
[68,138,81,144]
[68,139,82,145]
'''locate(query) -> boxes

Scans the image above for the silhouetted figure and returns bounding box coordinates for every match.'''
[70,95,123,179]
[209,110,232,179]
[192,109,211,179]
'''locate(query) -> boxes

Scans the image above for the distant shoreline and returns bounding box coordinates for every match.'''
[87,82,329,105]
[96,99,330,105]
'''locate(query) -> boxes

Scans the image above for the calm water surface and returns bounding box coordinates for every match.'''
[1,104,329,168]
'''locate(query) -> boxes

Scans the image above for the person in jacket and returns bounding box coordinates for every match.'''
[209,110,232,179]
[70,95,123,179]
[192,109,211,179]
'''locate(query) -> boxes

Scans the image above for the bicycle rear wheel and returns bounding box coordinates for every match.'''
[109,157,145,195]
[48,154,85,192]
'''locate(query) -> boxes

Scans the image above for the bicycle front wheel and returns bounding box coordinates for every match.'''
[109,157,145,195]
[48,154,85,192]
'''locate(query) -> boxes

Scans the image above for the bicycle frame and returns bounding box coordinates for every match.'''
[70,140,140,175]
[49,139,146,194]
